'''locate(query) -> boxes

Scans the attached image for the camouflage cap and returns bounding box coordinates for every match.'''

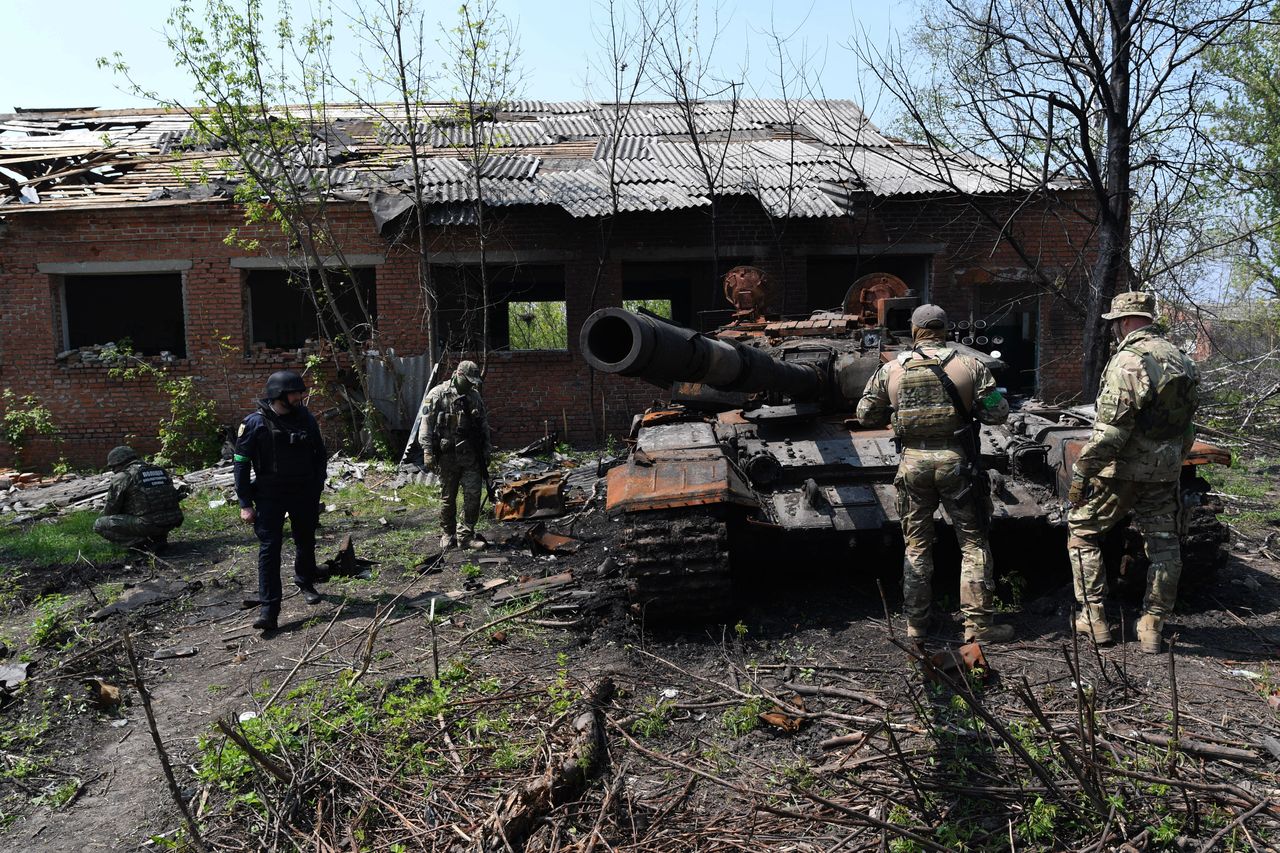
[1101,290,1156,321]
[910,303,948,330]
[454,360,483,385]
[106,446,138,469]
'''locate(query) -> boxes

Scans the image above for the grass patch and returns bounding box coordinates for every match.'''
[0,512,122,566]
[1201,454,1280,534]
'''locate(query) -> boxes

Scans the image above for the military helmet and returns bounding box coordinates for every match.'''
[265,370,308,400]
[106,445,138,469]
[910,304,948,330]
[454,360,483,386]
[1101,290,1156,321]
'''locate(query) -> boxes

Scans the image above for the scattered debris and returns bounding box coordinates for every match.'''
[927,641,992,684]
[495,471,568,520]
[319,535,378,580]
[524,521,582,554]
[492,571,576,605]
[85,677,122,710]
[759,696,807,733]
[89,581,195,621]
[151,647,198,661]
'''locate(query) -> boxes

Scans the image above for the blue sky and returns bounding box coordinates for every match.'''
[0,0,909,122]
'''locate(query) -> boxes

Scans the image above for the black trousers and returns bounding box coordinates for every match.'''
[253,492,319,615]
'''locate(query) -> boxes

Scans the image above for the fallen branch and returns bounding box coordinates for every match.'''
[124,633,208,851]
[457,592,572,644]
[783,681,888,710]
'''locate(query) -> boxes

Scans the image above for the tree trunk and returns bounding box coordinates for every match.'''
[1082,0,1133,399]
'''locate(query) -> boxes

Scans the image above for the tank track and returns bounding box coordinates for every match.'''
[1180,501,1229,580]
[620,512,733,621]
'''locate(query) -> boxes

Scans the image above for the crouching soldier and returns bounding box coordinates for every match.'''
[94,446,185,551]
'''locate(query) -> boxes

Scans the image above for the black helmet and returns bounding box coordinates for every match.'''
[265,370,307,400]
[106,446,138,469]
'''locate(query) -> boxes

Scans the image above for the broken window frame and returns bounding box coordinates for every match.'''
[431,263,568,353]
[56,271,189,359]
[243,266,378,352]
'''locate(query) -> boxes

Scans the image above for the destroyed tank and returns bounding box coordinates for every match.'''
[581,267,1230,620]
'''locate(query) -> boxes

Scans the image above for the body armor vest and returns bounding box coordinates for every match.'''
[123,463,183,521]
[1123,338,1198,441]
[888,350,974,439]
[259,408,319,488]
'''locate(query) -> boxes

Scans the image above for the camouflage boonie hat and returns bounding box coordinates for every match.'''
[910,304,948,330]
[454,360,483,385]
[1102,290,1156,321]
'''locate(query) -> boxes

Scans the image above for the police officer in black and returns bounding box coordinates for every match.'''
[234,370,328,631]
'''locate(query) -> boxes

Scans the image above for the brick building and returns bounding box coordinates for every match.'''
[0,100,1091,469]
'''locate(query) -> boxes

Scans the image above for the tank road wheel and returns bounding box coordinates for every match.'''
[620,512,733,622]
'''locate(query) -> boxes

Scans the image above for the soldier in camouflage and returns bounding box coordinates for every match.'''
[93,446,185,551]
[421,360,491,550]
[1068,290,1199,654]
[857,305,1013,643]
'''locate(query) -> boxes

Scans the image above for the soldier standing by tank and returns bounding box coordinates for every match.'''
[857,304,1013,643]
[93,446,185,551]
[234,371,328,631]
[421,360,491,550]
[1067,291,1199,654]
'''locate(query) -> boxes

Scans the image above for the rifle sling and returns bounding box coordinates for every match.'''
[920,357,980,468]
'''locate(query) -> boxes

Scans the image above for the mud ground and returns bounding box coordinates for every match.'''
[0,466,1277,851]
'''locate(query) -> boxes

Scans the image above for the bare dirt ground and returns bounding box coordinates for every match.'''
[1,460,1278,852]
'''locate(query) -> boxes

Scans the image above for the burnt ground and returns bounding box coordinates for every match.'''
[0,462,1277,852]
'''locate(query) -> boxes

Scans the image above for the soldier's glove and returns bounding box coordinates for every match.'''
[423,453,438,472]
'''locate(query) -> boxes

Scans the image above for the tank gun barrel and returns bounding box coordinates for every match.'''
[581,307,823,399]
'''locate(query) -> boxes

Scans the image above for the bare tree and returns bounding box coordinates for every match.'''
[439,0,524,373]
[853,0,1268,396]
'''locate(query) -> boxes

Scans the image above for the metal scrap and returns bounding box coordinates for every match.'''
[524,521,581,554]
[494,471,568,521]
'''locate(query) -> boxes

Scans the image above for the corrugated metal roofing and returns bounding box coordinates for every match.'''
[0,99,1077,216]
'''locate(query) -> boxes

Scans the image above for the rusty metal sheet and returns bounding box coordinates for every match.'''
[605,457,756,513]
[524,521,581,553]
[1185,440,1231,467]
[495,471,567,521]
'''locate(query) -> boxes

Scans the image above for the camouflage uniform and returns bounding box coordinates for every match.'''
[421,362,491,545]
[94,461,185,546]
[858,328,1009,638]
[1068,315,1198,625]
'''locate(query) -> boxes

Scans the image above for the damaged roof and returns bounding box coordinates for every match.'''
[0,100,1073,220]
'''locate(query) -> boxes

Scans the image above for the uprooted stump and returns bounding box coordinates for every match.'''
[480,677,615,851]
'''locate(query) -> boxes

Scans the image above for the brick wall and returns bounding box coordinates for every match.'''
[0,191,1095,469]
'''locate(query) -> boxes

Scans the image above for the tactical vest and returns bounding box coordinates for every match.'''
[434,390,482,453]
[1123,337,1198,441]
[888,350,974,440]
[259,409,320,488]
[123,463,183,521]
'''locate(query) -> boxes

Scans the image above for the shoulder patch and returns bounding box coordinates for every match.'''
[237,422,246,437]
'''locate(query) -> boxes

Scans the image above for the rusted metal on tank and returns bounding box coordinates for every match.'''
[1185,440,1231,467]
[605,456,756,513]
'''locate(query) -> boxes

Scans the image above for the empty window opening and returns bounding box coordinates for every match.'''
[805,255,931,313]
[63,273,186,357]
[508,301,568,350]
[246,268,376,350]
[433,265,566,352]
[623,298,673,319]
[622,258,751,331]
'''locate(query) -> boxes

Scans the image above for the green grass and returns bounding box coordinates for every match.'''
[0,512,122,566]
[178,489,244,537]
[1201,454,1280,533]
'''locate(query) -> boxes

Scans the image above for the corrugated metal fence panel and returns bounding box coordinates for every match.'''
[364,351,435,429]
